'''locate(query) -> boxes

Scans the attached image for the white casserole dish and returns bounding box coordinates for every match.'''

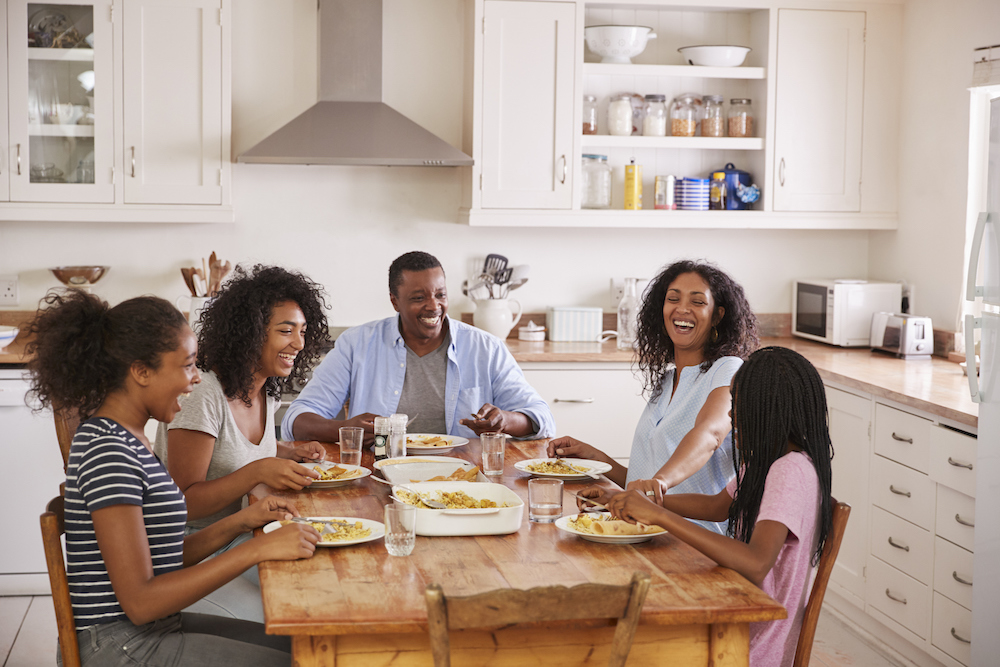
[379,458,489,484]
[391,481,523,536]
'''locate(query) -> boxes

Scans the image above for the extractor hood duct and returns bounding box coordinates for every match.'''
[238,0,472,167]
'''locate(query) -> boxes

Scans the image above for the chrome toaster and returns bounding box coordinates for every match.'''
[870,312,934,359]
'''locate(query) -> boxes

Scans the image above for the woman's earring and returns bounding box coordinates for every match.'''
[711,327,719,343]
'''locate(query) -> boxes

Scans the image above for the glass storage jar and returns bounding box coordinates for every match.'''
[728,98,754,138]
[581,154,613,209]
[642,94,667,136]
[669,94,699,137]
[701,95,724,137]
[582,95,598,135]
[607,94,633,136]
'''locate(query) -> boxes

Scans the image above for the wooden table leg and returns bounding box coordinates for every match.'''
[292,635,337,667]
[708,622,750,667]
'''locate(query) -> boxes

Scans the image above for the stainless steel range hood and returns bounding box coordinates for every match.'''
[238,0,472,167]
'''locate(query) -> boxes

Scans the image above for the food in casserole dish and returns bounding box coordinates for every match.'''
[395,488,510,510]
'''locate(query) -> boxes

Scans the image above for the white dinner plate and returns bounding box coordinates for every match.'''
[263,517,384,547]
[554,513,665,545]
[514,458,612,480]
[405,433,470,453]
[301,461,371,489]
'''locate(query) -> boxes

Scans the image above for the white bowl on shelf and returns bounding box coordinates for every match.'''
[678,45,751,67]
[584,25,657,64]
[0,326,19,350]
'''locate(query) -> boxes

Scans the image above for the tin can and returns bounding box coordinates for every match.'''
[624,160,642,210]
[654,175,676,210]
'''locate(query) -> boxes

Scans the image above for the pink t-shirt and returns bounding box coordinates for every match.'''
[726,451,821,667]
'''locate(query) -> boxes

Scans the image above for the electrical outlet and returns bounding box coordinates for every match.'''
[0,275,18,306]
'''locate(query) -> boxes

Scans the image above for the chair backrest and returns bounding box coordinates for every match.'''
[40,495,81,667]
[425,571,651,667]
[53,405,80,473]
[793,499,851,667]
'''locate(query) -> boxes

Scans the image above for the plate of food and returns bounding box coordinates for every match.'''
[405,433,469,453]
[514,458,612,480]
[263,517,384,547]
[302,461,370,488]
[555,512,666,544]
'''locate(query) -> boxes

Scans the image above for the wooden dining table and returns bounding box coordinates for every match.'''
[249,438,785,666]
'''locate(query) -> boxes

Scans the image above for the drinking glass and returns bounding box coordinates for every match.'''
[528,478,563,523]
[384,503,416,556]
[480,431,505,476]
[339,426,364,466]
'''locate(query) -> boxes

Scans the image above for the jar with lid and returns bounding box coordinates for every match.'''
[581,154,612,209]
[728,98,754,138]
[669,94,699,137]
[642,94,667,136]
[709,172,727,210]
[701,95,724,137]
[607,94,633,136]
[582,95,598,135]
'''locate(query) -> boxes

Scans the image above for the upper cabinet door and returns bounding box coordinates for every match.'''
[0,3,9,202]
[122,0,222,204]
[481,1,575,209]
[773,9,865,212]
[7,0,115,203]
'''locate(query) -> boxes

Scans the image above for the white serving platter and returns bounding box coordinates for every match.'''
[390,481,523,536]
[301,461,370,489]
[377,458,487,485]
[555,513,665,545]
[514,458,612,480]
[405,433,470,453]
[263,517,384,547]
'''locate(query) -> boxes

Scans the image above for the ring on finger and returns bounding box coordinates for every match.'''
[644,489,655,497]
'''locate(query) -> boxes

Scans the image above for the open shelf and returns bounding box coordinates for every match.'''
[28,124,95,137]
[583,63,765,79]
[582,135,763,150]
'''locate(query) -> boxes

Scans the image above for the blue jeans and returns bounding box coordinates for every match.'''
[72,613,289,667]
[182,529,263,622]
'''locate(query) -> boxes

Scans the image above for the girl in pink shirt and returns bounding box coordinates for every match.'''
[605,346,834,667]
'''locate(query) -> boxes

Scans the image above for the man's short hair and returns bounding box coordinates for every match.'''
[388,251,444,296]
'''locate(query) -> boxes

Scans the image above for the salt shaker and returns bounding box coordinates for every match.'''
[389,413,408,458]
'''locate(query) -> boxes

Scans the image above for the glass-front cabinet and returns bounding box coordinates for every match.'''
[7,0,113,202]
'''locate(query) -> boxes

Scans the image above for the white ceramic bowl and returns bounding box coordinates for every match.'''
[585,25,657,64]
[0,326,19,350]
[678,45,751,67]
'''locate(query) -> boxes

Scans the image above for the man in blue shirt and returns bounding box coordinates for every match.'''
[282,251,554,442]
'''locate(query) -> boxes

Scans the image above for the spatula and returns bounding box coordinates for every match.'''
[483,253,507,277]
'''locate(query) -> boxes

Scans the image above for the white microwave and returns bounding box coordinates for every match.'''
[792,280,902,347]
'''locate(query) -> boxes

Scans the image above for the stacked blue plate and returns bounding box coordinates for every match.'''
[675,178,709,211]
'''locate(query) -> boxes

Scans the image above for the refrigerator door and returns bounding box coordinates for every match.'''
[987,97,1000,306]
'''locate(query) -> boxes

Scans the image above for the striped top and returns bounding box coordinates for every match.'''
[65,417,187,630]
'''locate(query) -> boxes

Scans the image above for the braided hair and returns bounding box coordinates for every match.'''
[727,346,834,566]
[26,291,187,419]
[636,259,758,402]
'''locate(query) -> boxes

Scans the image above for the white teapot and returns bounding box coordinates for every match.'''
[472,298,522,340]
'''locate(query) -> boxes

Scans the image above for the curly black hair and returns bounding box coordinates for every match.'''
[636,259,758,402]
[389,251,443,296]
[26,291,187,419]
[195,265,331,405]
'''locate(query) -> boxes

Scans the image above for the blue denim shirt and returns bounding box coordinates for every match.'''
[281,316,555,440]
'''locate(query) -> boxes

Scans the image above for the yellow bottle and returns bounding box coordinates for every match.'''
[624,159,642,210]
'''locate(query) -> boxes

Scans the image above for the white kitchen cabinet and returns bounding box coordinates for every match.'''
[0,3,8,201]
[0,0,231,222]
[826,384,872,607]
[772,9,865,212]
[520,362,646,465]
[479,0,575,209]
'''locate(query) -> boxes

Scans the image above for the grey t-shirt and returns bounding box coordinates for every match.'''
[153,370,278,529]
[394,333,449,434]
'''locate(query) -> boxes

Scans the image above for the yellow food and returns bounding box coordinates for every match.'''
[568,514,665,536]
[313,465,363,481]
[415,466,480,483]
[527,460,589,475]
[279,519,372,542]
[396,489,507,510]
[408,435,452,447]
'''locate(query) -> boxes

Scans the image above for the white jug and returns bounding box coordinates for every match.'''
[472,298,522,340]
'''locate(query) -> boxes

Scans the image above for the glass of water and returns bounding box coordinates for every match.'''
[480,431,505,476]
[528,478,563,523]
[339,426,364,466]
[383,503,416,556]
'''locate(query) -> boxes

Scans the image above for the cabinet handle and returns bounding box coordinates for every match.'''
[16,144,21,175]
[947,457,973,470]
[952,570,973,586]
[131,146,136,177]
[951,628,971,644]
[559,154,566,184]
[889,485,911,498]
[778,158,785,186]
[885,589,907,604]
[890,432,914,443]
[553,398,595,404]
[955,513,975,528]
[887,536,910,552]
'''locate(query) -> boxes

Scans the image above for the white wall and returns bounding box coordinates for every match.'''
[1,0,877,326]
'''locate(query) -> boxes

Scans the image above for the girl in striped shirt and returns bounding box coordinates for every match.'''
[27,291,320,666]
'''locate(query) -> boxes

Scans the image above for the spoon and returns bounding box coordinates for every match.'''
[369,476,448,509]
